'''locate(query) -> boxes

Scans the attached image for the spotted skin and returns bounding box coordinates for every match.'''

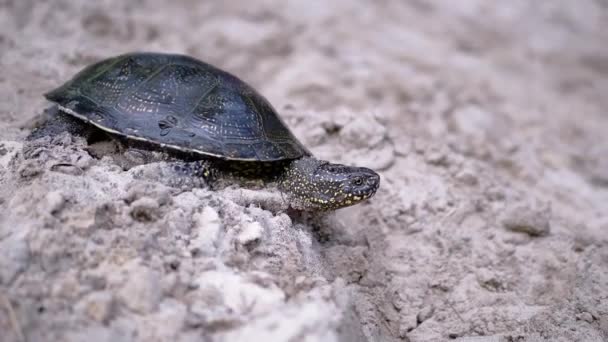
[279,158,380,210]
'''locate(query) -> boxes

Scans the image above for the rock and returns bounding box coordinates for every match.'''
[455,336,507,342]
[345,140,395,171]
[129,197,161,222]
[237,221,263,246]
[49,162,84,176]
[93,202,124,230]
[221,188,288,212]
[417,305,435,324]
[51,271,82,299]
[64,324,130,342]
[45,191,66,216]
[340,116,387,149]
[424,145,450,166]
[475,268,505,291]
[139,299,188,340]
[118,262,162,314]
[581,145,608,186]
[0,231,29,285]
[399,314,418,337]
[18,159,44,179]
[451,105,494,139]
[500,201,551,236]
[124,183,172,206]
[76,291,115,323]
[576,311,594,323]
[455,167,478,186]
[189,206,223,257]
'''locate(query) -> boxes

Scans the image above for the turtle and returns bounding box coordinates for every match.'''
[32,52,380,211]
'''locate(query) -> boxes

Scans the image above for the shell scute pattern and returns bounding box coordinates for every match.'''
[45,53,309,161]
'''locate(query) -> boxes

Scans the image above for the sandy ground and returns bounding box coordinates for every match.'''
[1,1,608,341]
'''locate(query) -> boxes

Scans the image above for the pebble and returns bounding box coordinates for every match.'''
[455,336,507,342]
[125,183,172,206]
[455,168,478,186]
[76,291,115,323]
[576,311,594,323]
[190,206,222,257]
[18,160,43,179]
[0,232,29,285]
[237,221,263,246]
[500,201,551,236]
[46,191,66,215]
[118,262,162,314]
[399,314,418,337]
[451,105,494,138]
[417,305,435,324]
[129,197,160,222]
[340,116,387,149]
[392,136,413,157]
[50,163,84,176]
[425,146,449,166]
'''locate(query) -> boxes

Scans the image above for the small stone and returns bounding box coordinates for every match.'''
[50,162,84,175]
[399,314,418,337]
[237,221,263,246]
[125,183,172,206]
[424,145,449,166]
[501,201,551,236]
[391,136,413,157]
[475,268,505,291]
[0,232,29,285]
[454,336,507,342]
[417,305,435,324]
[81,273,108,290]
[582,145,608,186]
[51,271,82,299]
[451,105,494,138]
[45,191,66,216]
[118,262,162,314]
[76,291,115,323]
[189,206,222,257]
[18,160,43,179]
[129,197,160,222]
[576,311,594,323]
[340,116,387,149]
[455,168,478,186]
[93,202,123,230]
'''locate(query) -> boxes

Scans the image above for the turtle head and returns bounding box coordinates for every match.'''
[280,157,380,211]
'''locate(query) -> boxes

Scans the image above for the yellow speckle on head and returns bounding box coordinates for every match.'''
[203,171,209,177]
[345,200,352,205]
[353,196,361,201]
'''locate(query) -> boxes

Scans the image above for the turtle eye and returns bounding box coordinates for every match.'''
[352,177,363,186]
[326,165,337,173]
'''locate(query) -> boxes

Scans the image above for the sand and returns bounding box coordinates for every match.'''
[1,1,607,341]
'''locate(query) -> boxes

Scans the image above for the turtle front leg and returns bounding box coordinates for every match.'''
[128,160,216,190]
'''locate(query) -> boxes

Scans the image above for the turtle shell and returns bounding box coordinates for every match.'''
[45,52,310,161]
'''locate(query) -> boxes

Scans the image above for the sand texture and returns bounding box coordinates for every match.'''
[1,1,608,341]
